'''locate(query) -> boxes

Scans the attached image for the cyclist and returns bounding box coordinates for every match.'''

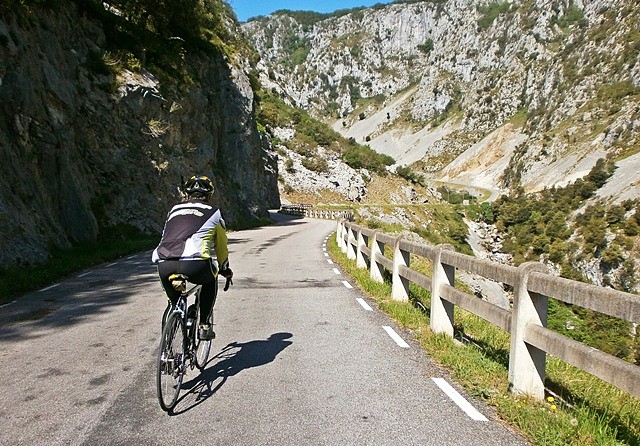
[152,175,233,340]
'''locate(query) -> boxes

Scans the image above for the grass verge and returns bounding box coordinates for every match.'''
[0,234,158,305]
[327,233,640,445]
[0,217,275,305]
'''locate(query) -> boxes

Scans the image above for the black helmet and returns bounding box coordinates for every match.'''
[183,175,213,200]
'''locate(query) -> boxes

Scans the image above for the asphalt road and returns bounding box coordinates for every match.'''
[0,212,529,445]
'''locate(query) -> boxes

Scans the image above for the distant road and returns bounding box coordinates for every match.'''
[430,180,503,203]
[0,212,528,445]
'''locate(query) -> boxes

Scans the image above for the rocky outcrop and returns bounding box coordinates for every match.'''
[243,0,640,202]
[0,3,280,269]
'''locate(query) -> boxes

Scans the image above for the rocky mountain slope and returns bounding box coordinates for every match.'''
[0,2,280,269]
[242,0,640,202]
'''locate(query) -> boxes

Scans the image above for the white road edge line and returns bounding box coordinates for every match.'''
[39,284,60,292]
[324,253,329,257]
[342,281,353,289]
[432,377,488,421]
[0,301,16,309]
[382,326,410,348]
[332,268,341,275]
[78,271,92,278]
[327,259,334,264]
[356,298,373,311]
[127,255,136,259]
[106,262,117,268]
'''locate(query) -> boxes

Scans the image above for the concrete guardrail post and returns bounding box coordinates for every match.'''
[346,226,357,260]
[430,244,455,336]
[370,230,385,283]
[509,262,548,399]
[392,236,410,302]
[356,230,368,269]
[336,220,346,251]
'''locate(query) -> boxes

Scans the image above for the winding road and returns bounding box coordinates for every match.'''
[0,212,528,445]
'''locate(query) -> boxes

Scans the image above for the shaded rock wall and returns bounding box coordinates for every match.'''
[0,4,280,268]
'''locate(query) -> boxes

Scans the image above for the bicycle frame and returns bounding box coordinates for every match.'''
[157,275,229,411]
[162,283,201,330]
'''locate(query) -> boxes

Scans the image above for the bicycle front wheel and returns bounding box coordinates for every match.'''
[156,312,186,412]
[194,306,212,370]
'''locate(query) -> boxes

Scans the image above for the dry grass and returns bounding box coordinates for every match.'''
[363,175,435,205]
[280,173,436,208]
[279,187,350,206]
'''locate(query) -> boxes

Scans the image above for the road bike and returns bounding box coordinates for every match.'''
[156,273,232,412]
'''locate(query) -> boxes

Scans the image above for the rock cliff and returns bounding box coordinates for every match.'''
[242,0,639,202]
[0,2,280,269]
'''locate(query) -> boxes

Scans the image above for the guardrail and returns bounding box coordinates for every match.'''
[336,219,640,399]
[279,204,313,216]
[280,204,354,221]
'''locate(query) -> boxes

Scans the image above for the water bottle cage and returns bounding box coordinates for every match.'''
[185,304,197,328]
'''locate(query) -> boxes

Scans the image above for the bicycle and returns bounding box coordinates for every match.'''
[156,273,232,412]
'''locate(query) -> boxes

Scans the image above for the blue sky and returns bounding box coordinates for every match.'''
[228,0,394,22]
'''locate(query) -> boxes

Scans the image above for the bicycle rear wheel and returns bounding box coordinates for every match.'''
[194,305,212,370]
[156,312,186,411]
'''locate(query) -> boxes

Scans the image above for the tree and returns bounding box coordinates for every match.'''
[106,0,205,40]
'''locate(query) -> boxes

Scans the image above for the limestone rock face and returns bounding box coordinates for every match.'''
[0,4,280,269]
[243,0,639,202]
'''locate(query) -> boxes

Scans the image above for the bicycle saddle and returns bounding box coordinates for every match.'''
[168,274,189,292]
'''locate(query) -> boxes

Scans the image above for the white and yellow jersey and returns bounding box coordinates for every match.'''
[151,200,229,270]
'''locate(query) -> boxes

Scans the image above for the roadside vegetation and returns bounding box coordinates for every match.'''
[0,217,271,305]
[327,235,640,445]
[489,158,639,364]
[0,228,157,305]
[2,0,250,95]
[256,89,394,175]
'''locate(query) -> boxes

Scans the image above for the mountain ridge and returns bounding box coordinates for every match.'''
[242,0,640,203]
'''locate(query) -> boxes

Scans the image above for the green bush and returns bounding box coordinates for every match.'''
[301,156,329,173]
[396,166,426,185]
[343,144,394,175]
[417,38,434,54]
[493,159,617,264]
[477,2,511,31]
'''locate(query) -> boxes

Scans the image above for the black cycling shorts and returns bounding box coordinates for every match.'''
[157,259,218,303]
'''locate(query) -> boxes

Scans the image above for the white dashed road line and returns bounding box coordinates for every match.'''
[356,298,373,311]
[324,235,483,424]
[39,283,60,292]
[78,271,92,278]
[106,262,117,268]
[382,326,410,348]
[432,378,488,421]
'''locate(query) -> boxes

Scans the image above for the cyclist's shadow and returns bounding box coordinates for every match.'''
[172,332,293,414]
